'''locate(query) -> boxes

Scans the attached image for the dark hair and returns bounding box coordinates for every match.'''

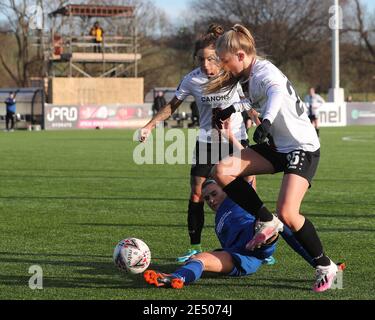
[193,23,225,58]
[202,179,217,190]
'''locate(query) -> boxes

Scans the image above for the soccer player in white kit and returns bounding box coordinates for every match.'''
[139,24,254,263]
[304,87,325,137]
[205,24,338,292]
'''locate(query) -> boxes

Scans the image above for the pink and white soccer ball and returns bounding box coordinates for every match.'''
[113,238,151,274]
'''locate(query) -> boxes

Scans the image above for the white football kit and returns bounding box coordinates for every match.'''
[304,94,325,117]
[175,68,247,143]
[246,59,320,153]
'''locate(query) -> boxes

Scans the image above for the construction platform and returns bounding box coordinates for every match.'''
[51,52,141,63]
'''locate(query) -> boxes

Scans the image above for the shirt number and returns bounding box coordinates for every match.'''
[286,81,304,117]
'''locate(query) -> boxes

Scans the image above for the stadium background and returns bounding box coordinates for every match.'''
[0,0,374,300]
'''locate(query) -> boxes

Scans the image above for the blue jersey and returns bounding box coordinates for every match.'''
[5,98,16,113]
[215,197,276,259]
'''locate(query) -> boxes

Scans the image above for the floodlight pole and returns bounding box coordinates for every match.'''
[328,0,345,103]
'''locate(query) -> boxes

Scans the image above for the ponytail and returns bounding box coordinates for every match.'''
[205,24,257,94]
[204,70,239,94]
[193,23,225,58]
[207,23,224,39]
[221,24,257,56]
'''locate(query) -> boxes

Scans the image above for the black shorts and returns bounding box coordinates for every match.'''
[191,140,249,178]
[251,143,320,185]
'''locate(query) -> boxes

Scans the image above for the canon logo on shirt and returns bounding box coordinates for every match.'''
[201,96,230,103]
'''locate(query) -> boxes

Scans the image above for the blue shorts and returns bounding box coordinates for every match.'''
[223,244,276,277]
[228,253,263,277]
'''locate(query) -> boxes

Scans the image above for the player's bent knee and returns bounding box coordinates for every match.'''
[190,186,202,202]
[192,252,205,260]
[190,176,205,200]
[212,164,227,185]
[190,193,202,203]
[277,209,292,224]
[189,254,206,268]
[277,208,304,230]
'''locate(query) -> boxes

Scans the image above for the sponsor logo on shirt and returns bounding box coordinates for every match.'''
[201,95,230,103]
[216,210,232,235]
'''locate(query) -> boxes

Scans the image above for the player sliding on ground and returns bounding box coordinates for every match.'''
[139,24,255,263]
[204,24,338,292]
[144,179,344,289]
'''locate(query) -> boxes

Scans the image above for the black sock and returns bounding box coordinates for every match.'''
[188,201,204,245]
[293,218,330,267]
[223,177,273,222]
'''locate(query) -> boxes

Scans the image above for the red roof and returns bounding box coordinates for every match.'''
[50,5,135,18]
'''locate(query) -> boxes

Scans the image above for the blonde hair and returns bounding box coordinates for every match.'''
[205,24,257,94]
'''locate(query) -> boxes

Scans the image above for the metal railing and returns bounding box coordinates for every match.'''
[52,35,138,55]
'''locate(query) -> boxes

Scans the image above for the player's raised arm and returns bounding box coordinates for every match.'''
[138,96,183,143]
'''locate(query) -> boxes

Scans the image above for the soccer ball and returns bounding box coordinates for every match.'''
[113,238,151,274]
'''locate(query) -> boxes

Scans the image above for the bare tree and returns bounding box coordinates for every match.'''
[0,0,171,87]
[0,0,31,86]
[84,0,170,37]
[344,0,375,65]
[0,0,66,86]
[189,0,332,66]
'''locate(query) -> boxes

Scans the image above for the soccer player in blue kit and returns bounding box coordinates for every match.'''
[144,179,317,289]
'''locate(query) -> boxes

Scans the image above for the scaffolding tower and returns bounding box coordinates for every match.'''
[47,4,141,78]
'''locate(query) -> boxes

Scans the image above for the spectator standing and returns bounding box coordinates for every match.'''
[304,87,325,137]
[152,91,167,116]
[4,91,17,132]
[90,22,104,53]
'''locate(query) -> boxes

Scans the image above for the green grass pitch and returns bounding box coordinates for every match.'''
[0,126,374,300]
